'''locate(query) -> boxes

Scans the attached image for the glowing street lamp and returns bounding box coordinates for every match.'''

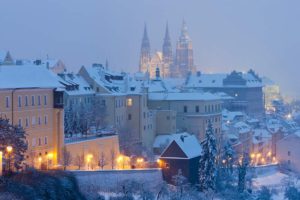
[86,154,93,170]
[6,146,12,153]
[47,153,54,170]
[6,146,13,172]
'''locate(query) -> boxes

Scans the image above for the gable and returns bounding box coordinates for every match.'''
[160,141,188,158]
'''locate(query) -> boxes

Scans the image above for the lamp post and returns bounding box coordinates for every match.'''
[6,146,13,173]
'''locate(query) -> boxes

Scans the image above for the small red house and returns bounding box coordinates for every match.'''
[159,134,202,185]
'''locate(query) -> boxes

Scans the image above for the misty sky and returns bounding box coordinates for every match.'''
[1,0,300,98]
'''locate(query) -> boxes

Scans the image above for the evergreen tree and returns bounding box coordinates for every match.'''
[238,153,250,193]
[284,186,300,200]
[256,186,272,200]
[0,118,28,171]
[198,121,217,192]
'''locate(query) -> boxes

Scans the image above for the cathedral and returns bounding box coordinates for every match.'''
[139,21,195,79]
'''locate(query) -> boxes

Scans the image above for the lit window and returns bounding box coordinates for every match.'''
[5,96,9,108]
[127,98,133,106]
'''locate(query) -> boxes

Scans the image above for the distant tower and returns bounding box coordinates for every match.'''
[174,20,195,78]
[139,24,151,73]
[162,22,173,78]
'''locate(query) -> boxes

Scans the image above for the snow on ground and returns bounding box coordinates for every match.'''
[253,169,288,188]
[252,166,300,200]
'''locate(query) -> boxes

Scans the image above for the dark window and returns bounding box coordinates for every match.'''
[128,114,132,120]
[31,96,35,106]
[38,96,41,105]
[5,97,9,108]
[184,106,188,113]
[288,151,291,156]
[195,106,199,113]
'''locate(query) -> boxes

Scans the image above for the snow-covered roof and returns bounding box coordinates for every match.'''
[153,132,190,148]
[234,121,251,134]
[58,73,94,95]
[148,92,222,101]
[0,65,63,89]
[173,134,202,159]
[84,65,127,93]
[160,134,202,159]
[222,109,244,122]
[185,71,263,88]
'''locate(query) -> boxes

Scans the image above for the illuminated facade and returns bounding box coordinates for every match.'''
[0,65,64,169]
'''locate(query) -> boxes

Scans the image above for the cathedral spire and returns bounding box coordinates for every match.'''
[164,22,170,42]
[180,19,189,40]
[142,23,150,46]
[139,23,151,73]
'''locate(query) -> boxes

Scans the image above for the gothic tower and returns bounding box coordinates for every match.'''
[162,23,173,78]
[139,24,151,73]
[174,20,195,78]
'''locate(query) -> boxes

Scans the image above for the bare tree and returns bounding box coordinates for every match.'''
[27,150,36,168]
[98,152,107,170]
[74,153,85,170]
[61,146,72,170]
[110,149,116,170]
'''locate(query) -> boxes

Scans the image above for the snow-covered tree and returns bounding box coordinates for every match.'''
[64,104,74,137]
[199,121,217,192]
[285,186,300,200]
[256,186,272,200]
[216,143,236,192]
[92,97,107,130]
[74,153,85,170]
[98,151,107,170]
[238,153,250,193]
[0,118,28,171]
[110,149,116,169]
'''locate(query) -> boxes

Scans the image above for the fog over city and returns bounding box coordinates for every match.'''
[1,0,300,98]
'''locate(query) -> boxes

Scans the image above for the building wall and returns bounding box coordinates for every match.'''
[65,135,120,170]
[276,135,300,173]
[194,87,264,118]
[155,110,177,135]
[0,88,63,168]
[148,99,222,142]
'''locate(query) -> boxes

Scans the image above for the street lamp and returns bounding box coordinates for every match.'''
[86,154,93,170]
[47,153,53,170]
[6,146,13,173]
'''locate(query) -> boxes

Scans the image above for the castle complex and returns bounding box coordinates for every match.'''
[139,21,195,79]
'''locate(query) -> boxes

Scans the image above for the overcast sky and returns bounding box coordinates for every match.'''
[1,0,300,98]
